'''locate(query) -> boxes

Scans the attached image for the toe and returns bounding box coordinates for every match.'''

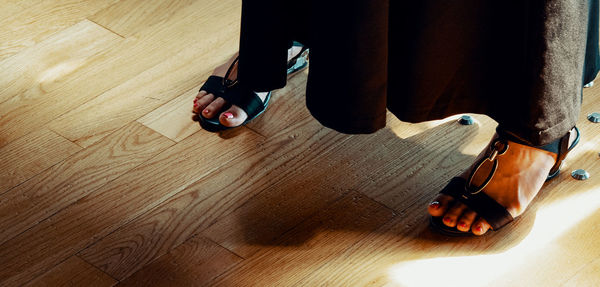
[196,90,207,100]
[442,202,467,228]
[202,97,226,118]
[471,218,492,236]
[428,194,453,217]
[194,92,213,113]
[456,210,477,232]
[219,105,248,127]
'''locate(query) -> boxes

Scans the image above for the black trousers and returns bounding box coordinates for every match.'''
[238,0,600,145]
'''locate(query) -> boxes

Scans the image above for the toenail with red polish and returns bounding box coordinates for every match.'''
[429,201,440,209]
[459,222,467,228]
[223,112,234,119]
[193,98,198,103]
[194,103,198,107]
[203,109,210,114]
[475,226,482,232]
[443,217,452,223]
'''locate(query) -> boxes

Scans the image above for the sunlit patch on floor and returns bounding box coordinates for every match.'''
[38,59,85,86]
[387,184,600,287]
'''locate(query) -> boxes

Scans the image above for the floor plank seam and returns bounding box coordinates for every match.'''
[75,254,120,283]
[295,214,399,287]
[194,127,359,234]
[558,253,600,286]
[203,235,246,260]
[45,124,90,150]
[66,133,271,271]
[86,18,126,39]
[19,254,73,287]
[354,190,400,217]
[0,128,83,198]
[0,127,175,247]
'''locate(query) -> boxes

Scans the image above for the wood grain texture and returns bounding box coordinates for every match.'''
[25,256,116,287]
[0,128,81,194]
[79,115,351,280]
[563,257,600,287]
[89,0,201,37]
[2,0,600,285]
[137,86,204,142]
[290,89,600,287]
[0,128,261,286]
[0,0,119,61]
[0,19,123,148]
[50,0,241,147]
[1,0,239,149]
[0,122,174,245]
[209,191,396,286]
[117,236,242,287]
[245,70,314,138]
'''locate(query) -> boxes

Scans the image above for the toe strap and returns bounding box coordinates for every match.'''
[220,84,265,119]
[440,177,514,230]
[199,76,265,119]
[199,76,227,98]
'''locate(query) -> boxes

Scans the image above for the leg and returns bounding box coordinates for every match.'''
[428,0,599,235]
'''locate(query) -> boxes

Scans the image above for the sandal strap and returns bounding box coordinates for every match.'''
[496,126,580,176]
[221,84,266,119]
[199,76,227,98]
[198,73,265,119]
[287,44,309,70]
[440,177,514,230]
[200,80,265,119]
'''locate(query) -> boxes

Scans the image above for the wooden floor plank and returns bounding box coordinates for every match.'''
[245,70,314,138]
[78,116,351,280]
[137,64,310,142]
[0,0,120,62]
[0,122,174,245]
[25,256,116,287]
[292,90,600,287]
[89,0,203,37]
[0,128,261,286]
[116,236,242,287]
[2,0,600,285]
[209,191,396,286]
[137,86,204,142]
[49,33,238,147]
[0,0,239,149]
[562,257,600,287]
[0,19,123,148]
[0,128,81,194]
[0,19,121,104]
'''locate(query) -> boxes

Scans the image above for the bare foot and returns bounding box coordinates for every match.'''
[428,128,578,235]
[193,45,305,127]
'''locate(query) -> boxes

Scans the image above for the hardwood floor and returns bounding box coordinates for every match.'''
[1,1,599,286]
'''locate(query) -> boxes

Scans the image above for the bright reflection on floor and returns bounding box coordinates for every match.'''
[388,115,463,139]
[387,186,600,287]
[38,59,85,84]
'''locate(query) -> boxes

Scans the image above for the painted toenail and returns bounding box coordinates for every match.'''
[459,222,467,228]
[194,103,199,107]
[474,226,482,232]
[223,112,234,119]
[443,217,452,223]
[429,201,440,209]
[193,98,198,103]
[203,109,210,114]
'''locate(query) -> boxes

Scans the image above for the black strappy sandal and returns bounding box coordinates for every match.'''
[197,42,308,132]
[430,126,581,236]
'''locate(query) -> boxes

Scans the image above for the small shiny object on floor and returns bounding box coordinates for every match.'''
[571,169,590,180]
[587,112,600,123]
[458,115,474,125]
[584,81,594,88]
